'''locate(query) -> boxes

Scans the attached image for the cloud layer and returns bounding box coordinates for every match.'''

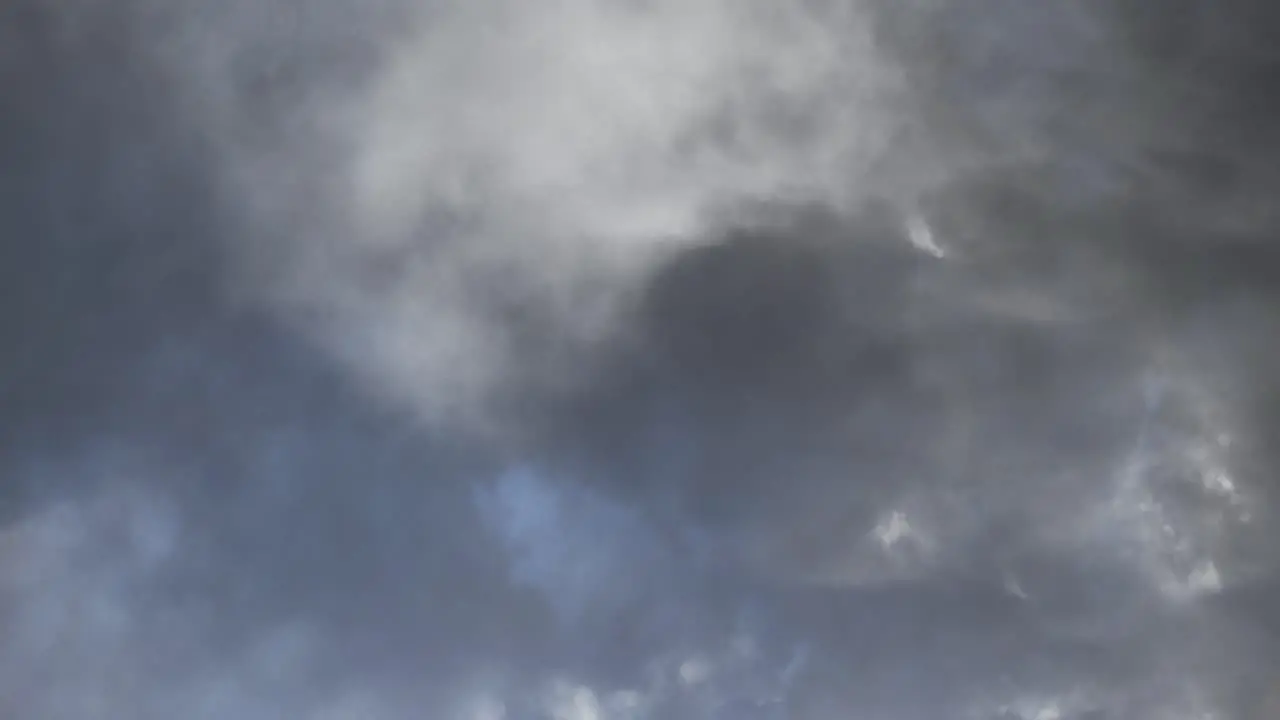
[5,0,1280,718]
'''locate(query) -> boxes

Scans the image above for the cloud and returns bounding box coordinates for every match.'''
[151,0,918,429]
[347,0,903,241]
[6,1,1280,719]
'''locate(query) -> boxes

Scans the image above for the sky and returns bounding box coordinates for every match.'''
[4,0,1280,718]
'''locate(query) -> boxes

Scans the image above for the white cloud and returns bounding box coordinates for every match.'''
[349,0,902,244]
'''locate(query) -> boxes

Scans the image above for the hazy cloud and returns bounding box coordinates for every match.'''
[5,0,1280,719]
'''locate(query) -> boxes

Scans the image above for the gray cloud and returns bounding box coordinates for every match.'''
[5,0,1280,719]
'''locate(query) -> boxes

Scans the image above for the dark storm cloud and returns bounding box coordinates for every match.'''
[5,0,1280,719]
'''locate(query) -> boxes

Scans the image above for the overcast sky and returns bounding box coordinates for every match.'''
[4,1,1280,718]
